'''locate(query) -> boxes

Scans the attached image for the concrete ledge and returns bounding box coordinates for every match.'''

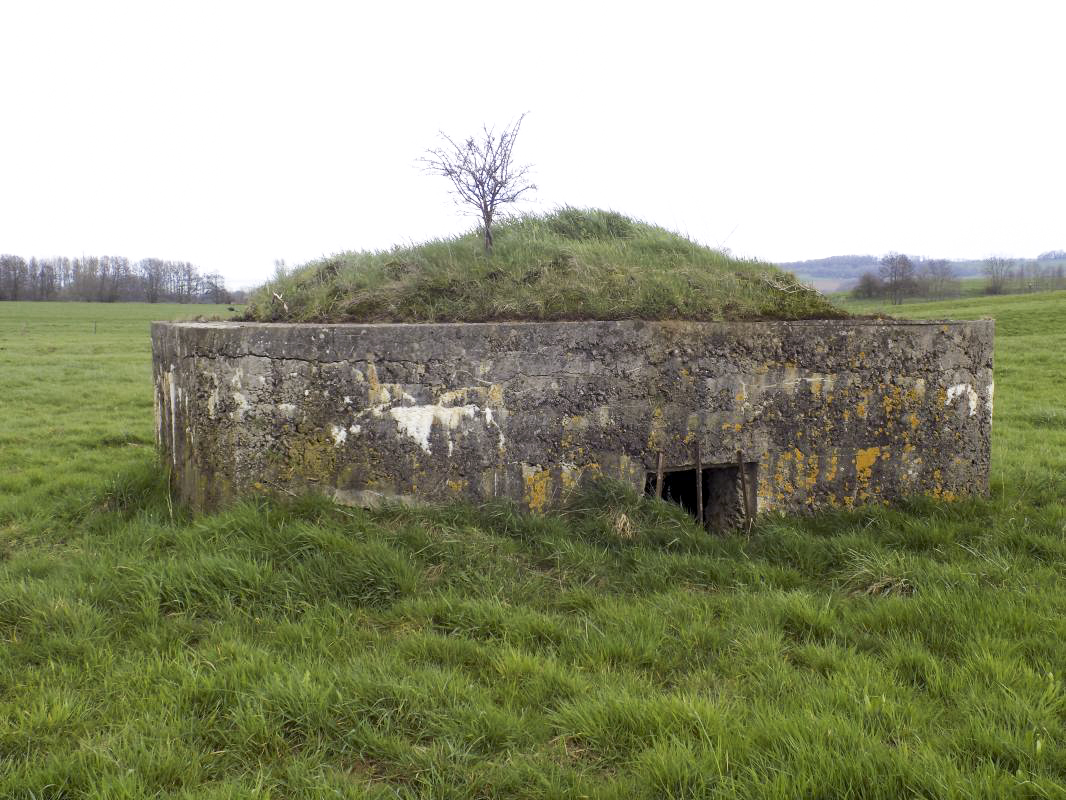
[152,319,994,517]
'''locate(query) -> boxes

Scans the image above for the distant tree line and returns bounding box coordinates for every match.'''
[979,257,1066,295]
[852,255,960,304]
[0,255,244,304]
[853,254,1066,304]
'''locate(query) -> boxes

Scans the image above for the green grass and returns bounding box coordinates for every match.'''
[241,208,845,323]
[835,278,1066,311]
[2,297,1066,798]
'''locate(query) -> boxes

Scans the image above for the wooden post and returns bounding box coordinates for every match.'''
[655,452,664,499]
[736,449,751,531]
[695,443,704,527]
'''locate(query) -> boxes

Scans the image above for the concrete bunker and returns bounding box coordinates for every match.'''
[152,318,994,521]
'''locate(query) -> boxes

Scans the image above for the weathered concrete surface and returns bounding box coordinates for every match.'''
[152,319,994,515]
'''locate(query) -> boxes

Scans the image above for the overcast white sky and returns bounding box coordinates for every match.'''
[1,1,1063,288]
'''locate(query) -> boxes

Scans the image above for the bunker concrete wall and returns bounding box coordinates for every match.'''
[152,319,994,514]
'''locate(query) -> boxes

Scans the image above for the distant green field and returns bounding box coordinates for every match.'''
[1,298,1065,798]
[835,279,1066,311]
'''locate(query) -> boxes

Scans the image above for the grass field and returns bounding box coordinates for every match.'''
[1,298,1065,798]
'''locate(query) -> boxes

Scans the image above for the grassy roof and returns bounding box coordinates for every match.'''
[241,208,847,323]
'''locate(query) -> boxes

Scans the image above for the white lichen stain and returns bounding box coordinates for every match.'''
[482,407,506,451]
[277,403,297,417]
[985,381,995,419]
[946,383,979,417]
[206,386,218,418]
[330,425,348,446]
[231,392,250,420]
[389,404,478,454]
[168,366,178,466]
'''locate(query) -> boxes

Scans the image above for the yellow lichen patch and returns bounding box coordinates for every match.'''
[522,464,553,513]
[284,434,338,482]
[773,450,796,502]
[856,389,872,420]
[647,406,667,450]
[561,415,588,453]
[827,452,839,481]
[802,451,820,492]
[855,446,881,487]
[756,470,772,507]
[881,385,904,416]
[487,383,504,406]
[446,478,466,493]
[929,484,957,501]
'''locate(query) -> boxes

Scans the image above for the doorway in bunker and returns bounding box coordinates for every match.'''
[645,463,758,531]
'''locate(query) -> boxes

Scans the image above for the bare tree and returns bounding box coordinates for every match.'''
[983,257,1014,295]
[422,114,536,255]
[202,272,230,304]
[879,252,916,305]
[0,255,28,300]
[920,259,958,299]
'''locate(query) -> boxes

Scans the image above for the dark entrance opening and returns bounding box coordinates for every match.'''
[645,462,758,531]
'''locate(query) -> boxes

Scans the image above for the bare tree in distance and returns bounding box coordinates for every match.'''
[921,259,958,299]
[421,114,536,255]
[983,257,1014,295]
[879,252,916,305]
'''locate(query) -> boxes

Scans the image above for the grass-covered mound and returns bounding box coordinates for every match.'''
[242,208,846,323]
